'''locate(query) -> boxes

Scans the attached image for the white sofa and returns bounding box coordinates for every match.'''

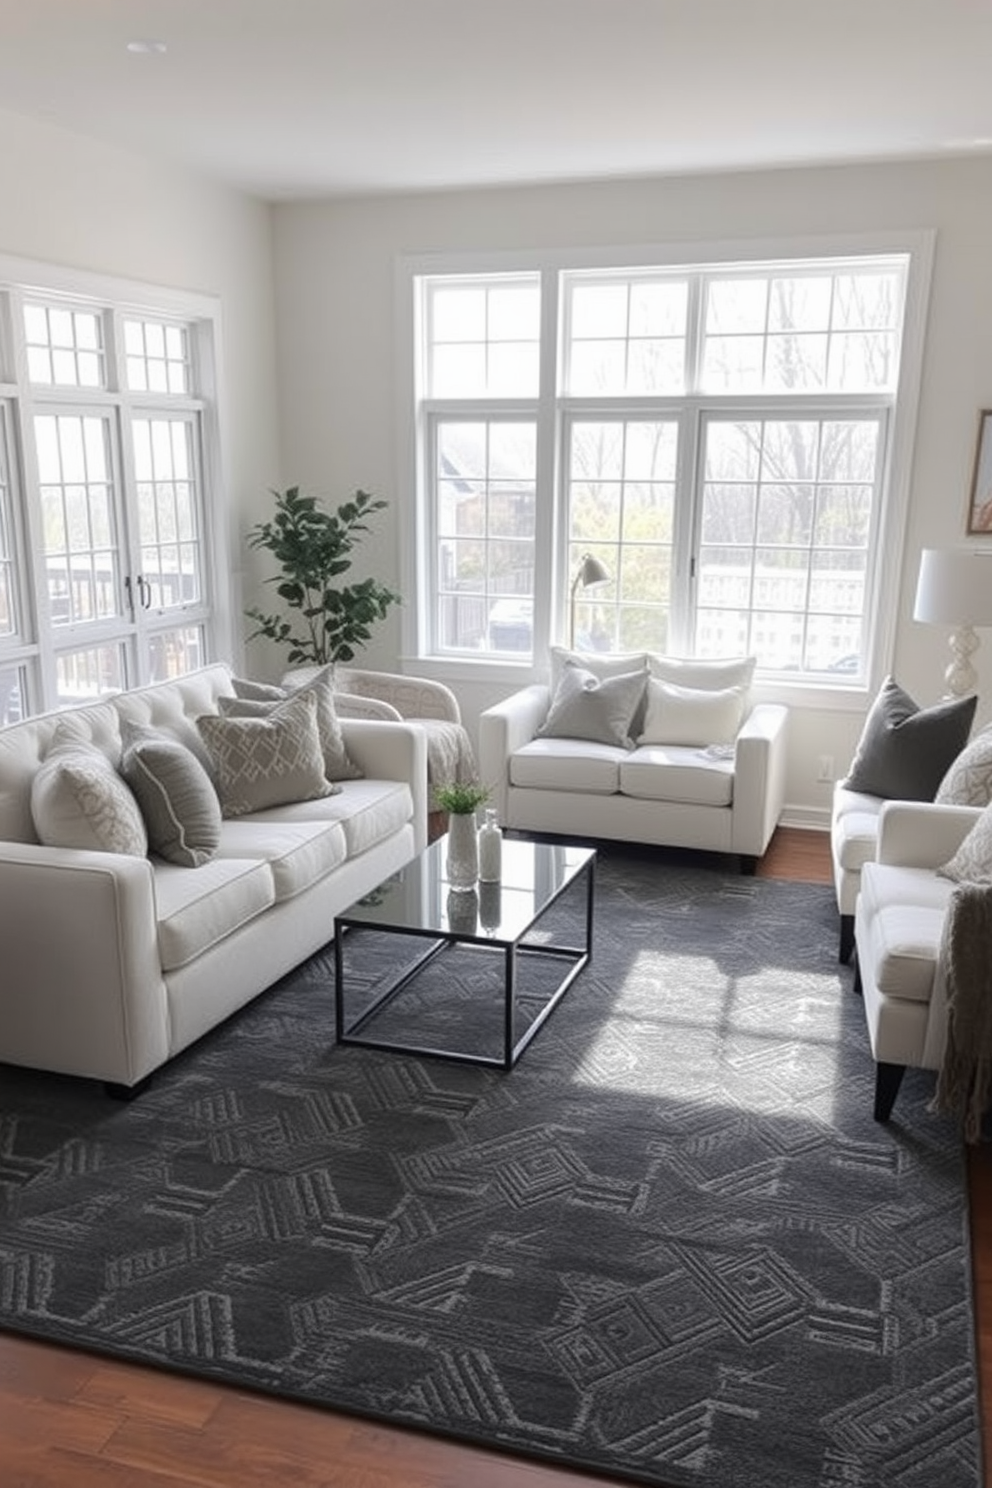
[479,654,789,871]
[831,781,885,964]
[853,799,982,1121]
[0,663,427,1093]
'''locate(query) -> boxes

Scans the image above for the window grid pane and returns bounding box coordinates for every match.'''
[435,418,537,654]
[133,416,202,610]
[564,276,689,396]
[35,413,120,627]
[23,303,105,389]
[55,643,125,705]
[426,276,540,398]
[124,317,191,395]
[148,625,205,681]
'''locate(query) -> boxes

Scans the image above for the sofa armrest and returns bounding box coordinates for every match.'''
[731,703,790,857]
[336,668,462,724]
[478,685,551,823]
[333,690,403,722]
[875,800,983,869]
[340,718,429,853]
[0,843,169,1085]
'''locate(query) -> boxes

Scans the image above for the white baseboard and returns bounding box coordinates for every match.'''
[779,805,830,832]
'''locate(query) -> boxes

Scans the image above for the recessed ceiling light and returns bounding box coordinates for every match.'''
[126,39,167,55]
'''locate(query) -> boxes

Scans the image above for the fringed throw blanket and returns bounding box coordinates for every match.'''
[931,881,992,1142]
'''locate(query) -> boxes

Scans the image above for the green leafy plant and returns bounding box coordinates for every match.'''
[245,485,400,667]
[433,781,490,814]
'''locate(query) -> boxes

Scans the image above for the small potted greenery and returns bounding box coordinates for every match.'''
[434,781,489,890]
[245,485,400,671]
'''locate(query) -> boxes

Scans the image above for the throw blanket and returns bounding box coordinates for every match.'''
[930,881,992,1142]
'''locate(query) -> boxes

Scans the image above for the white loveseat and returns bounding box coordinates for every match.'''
[0,663,427,1092]
[479,651,789,871]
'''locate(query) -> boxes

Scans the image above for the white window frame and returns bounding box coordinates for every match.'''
[0,253,232,719]
[397,231,934,711]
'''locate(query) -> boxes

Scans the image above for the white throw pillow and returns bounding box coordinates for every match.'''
[31,736,148,856]
[549,646,648,689]
[637,679,748,747]
[938,800,992,885]
[647,653,757,694]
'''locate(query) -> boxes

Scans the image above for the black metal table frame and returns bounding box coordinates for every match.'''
[333,852,595,1069]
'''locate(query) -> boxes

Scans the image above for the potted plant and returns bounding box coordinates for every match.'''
[434,781,489,890]
[245,485,400,671]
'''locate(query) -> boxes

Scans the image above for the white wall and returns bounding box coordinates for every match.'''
[271,156,992,824]
[0,107,282,667]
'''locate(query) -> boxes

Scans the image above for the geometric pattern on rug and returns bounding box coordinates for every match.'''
[0,849,982,1488]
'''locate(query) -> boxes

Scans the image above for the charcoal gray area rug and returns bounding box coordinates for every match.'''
[0,850,982,1488]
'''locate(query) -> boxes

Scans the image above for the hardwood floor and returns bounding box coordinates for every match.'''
[1,826,987,1487]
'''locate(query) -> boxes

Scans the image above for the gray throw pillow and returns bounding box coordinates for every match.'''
[936,725,992,808]
[198,689,336,817]
[938,800,992,885]
[120,721,221,867]
[538,662,648,750]
[843,677,978,801]
[223,666,361,782]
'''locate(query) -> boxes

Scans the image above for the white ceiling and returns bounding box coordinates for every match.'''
[0,0,990,202]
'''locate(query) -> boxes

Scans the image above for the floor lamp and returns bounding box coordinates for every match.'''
[569,553,610,649]
[913,547,992,698]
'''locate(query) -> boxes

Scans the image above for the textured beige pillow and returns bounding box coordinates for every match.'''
[197,690,335,817]
[936,726,992,808]
[31,737,148,855]
[224,666,361,782]
[637,679,748,747]
[121,721,221,867]
[938,801,992,885]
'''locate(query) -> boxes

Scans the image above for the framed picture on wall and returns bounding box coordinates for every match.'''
[967,409,992,534]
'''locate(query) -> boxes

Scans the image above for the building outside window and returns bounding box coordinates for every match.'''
[407,242,929,685]
[0,262,228,723]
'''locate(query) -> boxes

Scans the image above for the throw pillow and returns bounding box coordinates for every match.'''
[197,689,336,817]
[647,654,757,694]
[936,725,992,808]
[231,676,287,702]
[538,662,649,750]
[549,646,648,688]
[938,800,992,885]
[843,677,978,801]
[223,666,361,782]
[120,721,221,868]
[31,737,148,856]
[637,679,748,747]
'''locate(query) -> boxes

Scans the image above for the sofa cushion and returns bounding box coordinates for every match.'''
[510,738,623,794]
[248,778,415,860]
[30,735,148,856]
[843,676,978,801]
[549,646,647,687]
[647,653,757,693]
[120,722,221,868]
[938,799,992,885]
[538,662,648,750]
[637,679,748,747]
[620,746,735,807]
[227,665,362,782]
[936,725,992,808]
[215,819,347,900]
[858,862,955,1003]
[830,790,884,874]
[197,690,335,817]
[153,857,276,971]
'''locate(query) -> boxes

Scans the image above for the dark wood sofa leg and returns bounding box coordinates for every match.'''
[104,1075,154,1101]
[873,1062,906,1122]
[739,854,757,875]
[838,914,855,965]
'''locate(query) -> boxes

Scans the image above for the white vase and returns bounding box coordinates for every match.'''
[446,810,479,890]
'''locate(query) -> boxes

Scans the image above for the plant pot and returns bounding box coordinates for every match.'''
[446,810,478,890]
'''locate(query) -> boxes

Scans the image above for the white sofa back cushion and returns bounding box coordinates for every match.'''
[637,679,748,747]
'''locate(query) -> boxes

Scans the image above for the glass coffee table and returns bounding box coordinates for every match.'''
[333,837,595,1069]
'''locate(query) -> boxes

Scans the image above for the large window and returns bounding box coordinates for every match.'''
[0,265,227,722]
[410,244,926,684]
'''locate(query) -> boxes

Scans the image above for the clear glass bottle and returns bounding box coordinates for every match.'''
[477,807,502,882]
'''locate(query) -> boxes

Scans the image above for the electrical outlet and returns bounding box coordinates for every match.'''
[816,754,835,783]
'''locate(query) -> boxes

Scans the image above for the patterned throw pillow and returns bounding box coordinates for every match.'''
[197,689,335,818]
[30,737,148,855]
[538,662,649,750]
[936,725,992,808]
[938,800,992,885]
[120,721,222,867]
[226,667,361,782]
[843,677,978,801]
